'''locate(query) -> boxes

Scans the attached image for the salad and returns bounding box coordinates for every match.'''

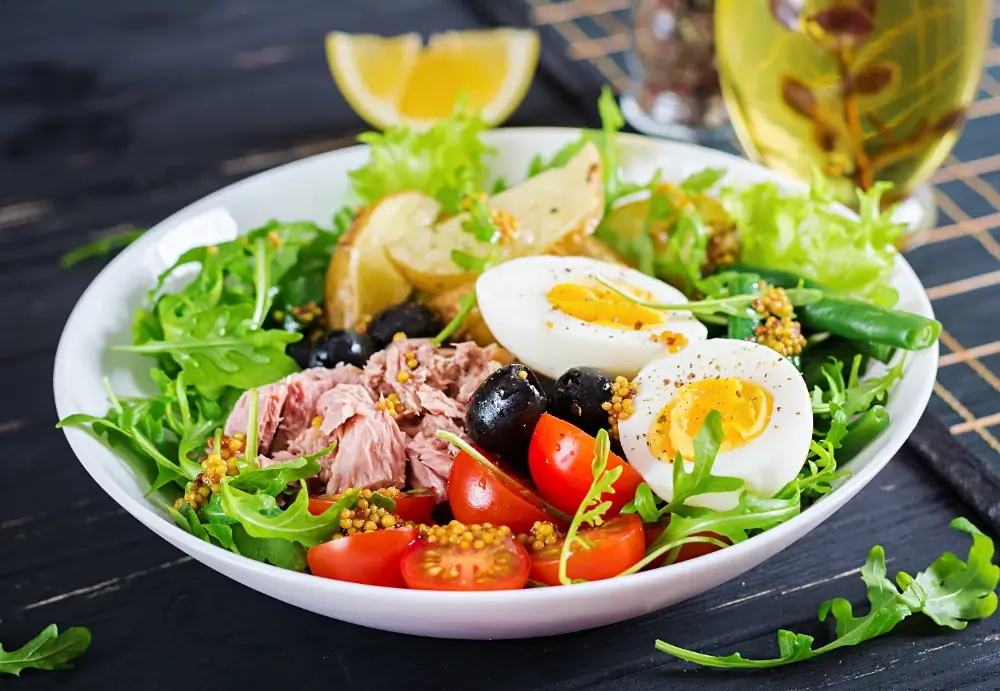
[60,89,941,596]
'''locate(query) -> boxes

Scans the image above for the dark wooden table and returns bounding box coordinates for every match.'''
[3,1,999,689]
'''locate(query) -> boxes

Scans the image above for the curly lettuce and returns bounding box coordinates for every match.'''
[349,102,494,215]
[722,173,902,306]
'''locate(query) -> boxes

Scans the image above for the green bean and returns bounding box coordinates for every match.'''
[727,263,821,290]
[726,273,761,341]
[837,406,890,462]
[851,339,895,364]
[798,297,940,351]
[724,263,941,351]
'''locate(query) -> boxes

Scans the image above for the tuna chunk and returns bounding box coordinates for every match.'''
[224,381,287,455]
[362,338,501,419]
[229,340,500,500]
[224,365,361,455]
[273,365,362,450]
[285,384,407,495]
[403,414,465,502]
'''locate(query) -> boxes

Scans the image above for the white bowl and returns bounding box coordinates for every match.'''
[53,129,938,639]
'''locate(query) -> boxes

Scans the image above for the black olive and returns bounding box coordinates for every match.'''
[286,339,313,369]
[552,366,613,436]
[465,364,548,456]
[308,329,376,369]
[367,301,442,347]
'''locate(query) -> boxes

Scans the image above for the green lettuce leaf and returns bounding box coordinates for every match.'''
[349,103,493,214]
[722,173,902,306]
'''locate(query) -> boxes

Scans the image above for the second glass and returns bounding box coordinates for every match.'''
[715,0,991,231]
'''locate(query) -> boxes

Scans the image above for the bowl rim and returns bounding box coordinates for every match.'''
[53,127,939,607]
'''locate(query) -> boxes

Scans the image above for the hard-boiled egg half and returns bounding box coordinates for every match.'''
[476,256,708,380]
[618,339,813,510]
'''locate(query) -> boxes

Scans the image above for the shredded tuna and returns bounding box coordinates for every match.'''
[272,366,361,449]
[224,381,287,455]
[224,365,361,454]
[404,415,465,501]
[314,385,407,494]
[230,339,500,501]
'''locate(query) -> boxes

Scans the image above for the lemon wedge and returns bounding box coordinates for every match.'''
[326,29,539,129]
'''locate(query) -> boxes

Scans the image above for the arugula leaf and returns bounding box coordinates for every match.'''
[219,481,358,547]
[349,102,493,214]
[58,382,202,486]
[228,445,331,496]
[59,227,146,268]
[0,625,91,676]
[722,172,902,306]
[916,517,1000,628]
[623,411,743,523]
[558,428,623,584]
[202,493,238,525]
[170,503,210,542]
[661,411,745,514]
[843,355,904,417]
[797,405,851,501]
[810,355,904,417]
[231,525,308,571]
[655,517,1000,668]
[114,304,300,397]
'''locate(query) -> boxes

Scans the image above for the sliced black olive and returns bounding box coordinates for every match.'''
[465,364,548,457]
[308,329,376,369]
[367,301,442,347]
[552,366,613,436]
[286,339,313,370]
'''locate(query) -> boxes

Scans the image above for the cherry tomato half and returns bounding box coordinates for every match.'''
[530,514,645,586]
[307,528,418,588]
[528,414,644,516]
[644,520,729,569]
[448,449,562,534]
[308,491,435,525]
[401,535,531,591]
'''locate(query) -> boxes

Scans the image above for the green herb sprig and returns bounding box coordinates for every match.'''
[0,625,91,676]
[594,275,823,318]
[557,428,621,585]
[655,518,999,668]
[433,195,502,345]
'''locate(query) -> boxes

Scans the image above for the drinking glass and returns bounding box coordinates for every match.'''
[715,0,992,234]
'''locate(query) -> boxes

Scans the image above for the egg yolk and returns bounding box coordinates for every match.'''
[648,377,772,462]
[546,282,663,330]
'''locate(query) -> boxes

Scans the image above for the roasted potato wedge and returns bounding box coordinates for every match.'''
[324,192,440,329]
[386,142,604,294]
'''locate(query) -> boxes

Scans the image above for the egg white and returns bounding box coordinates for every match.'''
[475,255,708,380]
[618,339,814,511]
